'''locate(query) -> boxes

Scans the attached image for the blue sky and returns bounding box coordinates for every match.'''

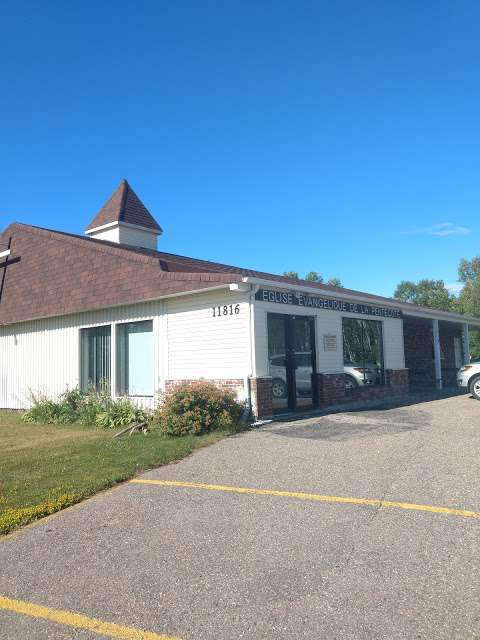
[1,1,479,297]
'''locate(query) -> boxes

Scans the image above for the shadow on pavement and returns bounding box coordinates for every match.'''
[270,387,467,422]
[263,387,467,442]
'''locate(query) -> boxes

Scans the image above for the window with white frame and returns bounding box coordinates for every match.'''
[116,320,154,396]
[80,325,111,391]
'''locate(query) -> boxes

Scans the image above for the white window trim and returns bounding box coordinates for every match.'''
[78,316,156,399]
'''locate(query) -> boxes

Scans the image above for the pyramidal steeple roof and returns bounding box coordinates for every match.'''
[86,180,162,233]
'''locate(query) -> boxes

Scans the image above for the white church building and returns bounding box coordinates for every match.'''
[1,180,478,419]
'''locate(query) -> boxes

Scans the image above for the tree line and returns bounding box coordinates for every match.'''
[394,257,480,359]
[283,271,343,287]
[281,258,480,359]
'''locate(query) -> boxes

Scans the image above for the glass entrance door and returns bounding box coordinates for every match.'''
[291,315,316,410]
[267,313,317,413]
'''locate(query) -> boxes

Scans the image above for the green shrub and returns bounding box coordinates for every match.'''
[152,382,243,436]
[22,393,77,424]
[75,384,112,426]
[60,387,85,411]
[22,385,146,429]
[94,398,146,430]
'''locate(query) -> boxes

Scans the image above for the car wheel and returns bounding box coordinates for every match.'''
[345,375,359,390]
[469,374,480,400]
[272,378,287,399]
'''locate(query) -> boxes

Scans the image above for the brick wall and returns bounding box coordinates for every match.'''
[385,368,409,390]
[314,369,409,407]
[403,320,434,387]
[314,373,346,407]
[403,319,462,387]
[165,379,244,397]
[440,325,462,386]
[250,377,273,420]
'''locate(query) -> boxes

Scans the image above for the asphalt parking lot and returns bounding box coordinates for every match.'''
[1,393,479,639]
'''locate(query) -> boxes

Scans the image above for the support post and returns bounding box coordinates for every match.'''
[111,323,117,399]
[462,322,470,365]
[432,319,442,389]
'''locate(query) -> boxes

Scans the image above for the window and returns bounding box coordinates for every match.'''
[342,318,384,388]
[117,320,154,396]
[80,325,111,391]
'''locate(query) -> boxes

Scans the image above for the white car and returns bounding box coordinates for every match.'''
[457,362,480,400]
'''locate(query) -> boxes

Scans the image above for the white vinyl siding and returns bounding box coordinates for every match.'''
[0,301,162,410]
[166,290,250,380]
[382,318,405,369]
[0,289,252,410]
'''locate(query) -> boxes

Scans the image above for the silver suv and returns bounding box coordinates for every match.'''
[269,354,312,398]
[457,362,480,400]
[344,361,379,389]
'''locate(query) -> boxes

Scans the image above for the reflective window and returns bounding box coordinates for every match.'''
[268,313,316,412]
[80,325,111,391]
[268,314,288,411]
[117,320,154,396]
[342,318,384,389]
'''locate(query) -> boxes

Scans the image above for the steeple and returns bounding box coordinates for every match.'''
[85,180,162,249]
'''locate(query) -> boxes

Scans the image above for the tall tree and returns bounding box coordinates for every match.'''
[305,271,323,282]
[326,277,342,287]
[284,271,343,286]
[394,279,454,311]
[456,257,480,359]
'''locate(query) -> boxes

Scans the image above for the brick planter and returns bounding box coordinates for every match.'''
[165,378,243,395]
[315,368,409,408]
[314,373,346,407]
[385,368,409,392]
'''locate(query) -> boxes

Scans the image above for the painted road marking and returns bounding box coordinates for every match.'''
[130,478,480,521]
[0,594,182,640]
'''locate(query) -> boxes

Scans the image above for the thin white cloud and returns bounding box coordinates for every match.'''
[446,282,463,294]
[404,222,471,237]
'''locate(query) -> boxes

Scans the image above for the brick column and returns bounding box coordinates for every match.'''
[250,376,273,420]
[315,373,346,407]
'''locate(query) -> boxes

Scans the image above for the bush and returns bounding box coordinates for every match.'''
[152,382,243,436]
[22,386,146,430]
[74,384,112,426]
[94,398,146,430]
[22,393,77,424]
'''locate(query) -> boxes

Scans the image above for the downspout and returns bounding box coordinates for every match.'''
[240,283,257,422]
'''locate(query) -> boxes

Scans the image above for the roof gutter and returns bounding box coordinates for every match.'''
[242,276,480,327]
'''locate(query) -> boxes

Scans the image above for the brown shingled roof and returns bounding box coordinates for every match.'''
[86,180,162,232]
[2,220,469,327]
[0,223,238,325]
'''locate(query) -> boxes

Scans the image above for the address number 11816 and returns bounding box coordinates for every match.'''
[212,304,240,317]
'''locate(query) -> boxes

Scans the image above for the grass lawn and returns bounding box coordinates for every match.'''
[0,412,236,536]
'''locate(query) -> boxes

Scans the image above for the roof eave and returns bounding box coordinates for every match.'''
[86,220,163,235]
[242,276,480,327]
[0,281,242,327]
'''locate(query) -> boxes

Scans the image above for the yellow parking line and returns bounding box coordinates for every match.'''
[0,594,182,640]
[130,478,480,521]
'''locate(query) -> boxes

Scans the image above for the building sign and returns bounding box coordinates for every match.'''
[255,288,402,319]
[323,334,338,351]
